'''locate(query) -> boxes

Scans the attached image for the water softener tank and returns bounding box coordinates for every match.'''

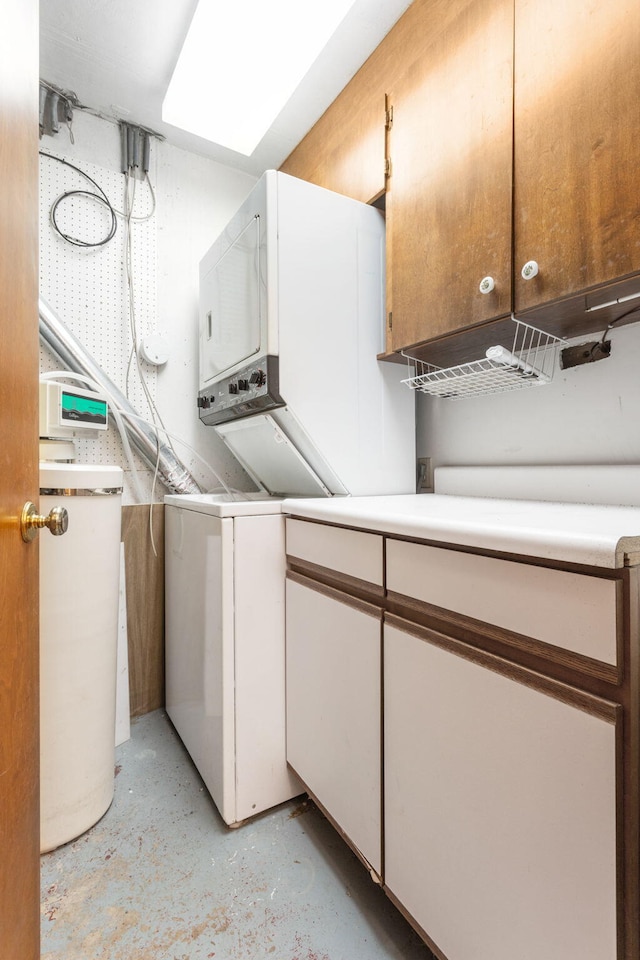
[39,461,123,852]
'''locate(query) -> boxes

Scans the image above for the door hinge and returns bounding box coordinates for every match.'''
[384,156,392,179]
[388,311,393,330]
[385,104,393,130]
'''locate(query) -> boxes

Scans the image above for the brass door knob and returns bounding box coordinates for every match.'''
[21,501,69,542]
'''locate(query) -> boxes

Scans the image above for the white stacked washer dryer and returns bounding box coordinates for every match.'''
[165,171,415,826]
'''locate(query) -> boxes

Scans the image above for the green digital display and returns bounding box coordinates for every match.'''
[61,390,108,426]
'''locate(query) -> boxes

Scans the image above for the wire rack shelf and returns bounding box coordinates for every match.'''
[401,318,566,401]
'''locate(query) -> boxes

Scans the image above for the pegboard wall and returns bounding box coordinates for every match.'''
[39,148,160,502]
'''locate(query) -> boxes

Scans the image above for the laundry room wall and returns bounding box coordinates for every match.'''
[38,108,259,716]
[416,319,640,476]
[38,108,258,504]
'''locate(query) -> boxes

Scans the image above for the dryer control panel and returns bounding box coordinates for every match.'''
[197,355,284,426]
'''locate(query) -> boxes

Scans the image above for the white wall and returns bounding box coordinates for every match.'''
[417,320,640,469]
[39,110,259,502]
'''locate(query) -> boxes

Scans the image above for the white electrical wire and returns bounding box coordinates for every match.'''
[111,173,156,222]
[119,168,177,554]
[119,411,247,500]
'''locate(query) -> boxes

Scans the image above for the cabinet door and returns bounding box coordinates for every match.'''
[386,0,513,355]
[513,0,640,313]
[286,576,382,875]
[279,59,386,204]
[384,620,618,960]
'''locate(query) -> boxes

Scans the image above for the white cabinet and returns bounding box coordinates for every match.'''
[283,514,637,959]
[386,539,620,669]
[384,619,618,960]
[285,576,382,875]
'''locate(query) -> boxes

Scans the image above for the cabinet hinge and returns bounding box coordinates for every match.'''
[384,156,392,179]
[388,311,393,330]
[385,104,393,130]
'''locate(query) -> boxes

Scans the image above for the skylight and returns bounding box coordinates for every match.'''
[162,0,357,156]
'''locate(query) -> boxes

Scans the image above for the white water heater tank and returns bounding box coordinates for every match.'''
[39,461,123,853]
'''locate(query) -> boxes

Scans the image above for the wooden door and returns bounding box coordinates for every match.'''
[386,0,513,356]
[0,1,41,957]
[513,0,640,314]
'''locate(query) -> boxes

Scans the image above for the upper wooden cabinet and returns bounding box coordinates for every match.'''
[279,39,389,204]
[281,0,640,361]
[513,0,640,318]
[386,0,513,356]
[280,0,456,205]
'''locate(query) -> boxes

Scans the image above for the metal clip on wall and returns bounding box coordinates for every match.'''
[39,81,76,142]
[120,122,152,178]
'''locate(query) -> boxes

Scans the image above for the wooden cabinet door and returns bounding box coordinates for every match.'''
[285,575,382,875]
[386,0,513,355]
[279,61,387,205]
[384,620,619,960]
[513,0,640,314]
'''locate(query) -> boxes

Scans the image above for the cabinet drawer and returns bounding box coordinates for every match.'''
[286,518,383,586]
[386,540,619,667]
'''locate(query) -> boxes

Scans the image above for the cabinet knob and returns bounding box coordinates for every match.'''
[479,276,495,294]
[521,260,539,280]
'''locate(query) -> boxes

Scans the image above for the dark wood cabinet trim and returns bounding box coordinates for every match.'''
[286,555,385,603]
[286,570,383,620]
[386,588,621,689]
[620,565,640,958]
[385,612,619,724]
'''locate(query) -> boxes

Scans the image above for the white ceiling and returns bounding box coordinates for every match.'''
[39,0,413,177]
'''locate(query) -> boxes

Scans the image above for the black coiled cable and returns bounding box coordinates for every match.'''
[40,151,117,247]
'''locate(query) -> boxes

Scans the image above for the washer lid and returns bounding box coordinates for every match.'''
[215,413,331,498]
[163,493,284,518]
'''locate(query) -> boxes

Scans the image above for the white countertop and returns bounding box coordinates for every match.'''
[280,494,640,568]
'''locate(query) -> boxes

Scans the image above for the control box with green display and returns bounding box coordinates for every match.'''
[39,381,109,439]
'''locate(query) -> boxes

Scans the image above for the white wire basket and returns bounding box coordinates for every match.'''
[401,318,566,401]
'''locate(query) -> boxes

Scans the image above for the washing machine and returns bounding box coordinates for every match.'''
[164,493,302,826]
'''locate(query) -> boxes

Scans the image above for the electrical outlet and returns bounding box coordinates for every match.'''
[416,457,434,493]
[561,340,611,369]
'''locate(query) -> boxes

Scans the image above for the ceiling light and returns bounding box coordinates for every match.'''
[162,0,357,156]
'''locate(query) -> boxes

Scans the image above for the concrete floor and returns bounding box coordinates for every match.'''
[41,710,434,960]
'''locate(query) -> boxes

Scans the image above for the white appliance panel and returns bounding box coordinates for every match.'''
[200,216,262,381]
[165,507,236,822]
[233,514,300,821]
[198,174,276,389]
[216,410,349,497]
[198,171,415,497]
[165,500,301,826]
